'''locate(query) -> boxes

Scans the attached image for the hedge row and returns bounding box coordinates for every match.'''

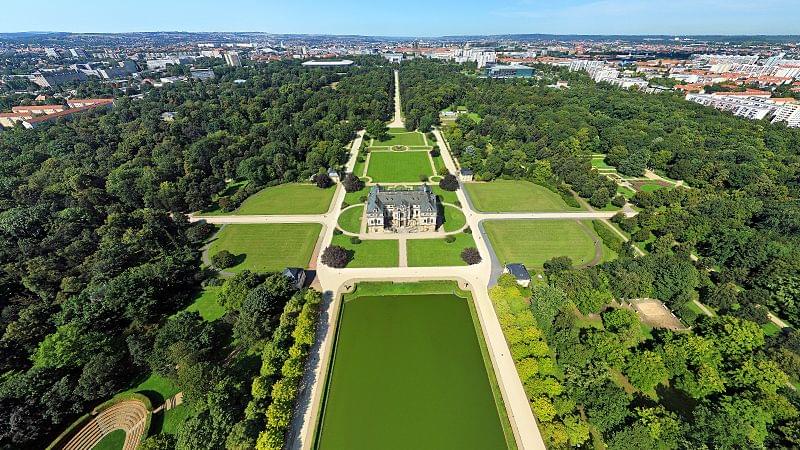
[255,290,322,450]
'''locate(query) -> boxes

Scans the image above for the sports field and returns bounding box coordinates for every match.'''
[331,234,397,268]
[233,183,335,215]
[407,233,476,267]
[366,151,434,183]
[208,223,321,272]
[484,220,599,269]
[317,288,508,450]
[371,128,427,147]
[465,180,581,212]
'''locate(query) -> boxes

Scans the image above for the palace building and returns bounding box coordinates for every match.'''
[366,185,439,233]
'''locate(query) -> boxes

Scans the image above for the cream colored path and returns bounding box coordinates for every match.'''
[388,69,404,128]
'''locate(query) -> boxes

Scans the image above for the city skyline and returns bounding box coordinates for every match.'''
[1,0,799,36]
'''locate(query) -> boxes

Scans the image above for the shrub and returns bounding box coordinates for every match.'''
[313,173,333,189]
[429,148,440,157]
[439,173,459,191]
[342,173,365,193]
[211,250,237,269]
[341,201,350,209]
[461,247,482,265]
[611,195,627,207]
[321,245,351,268]
[333,228,343,236]
[350,236,361,244]
[463,226,471,234]
[419,174,428,182]
[359,195,368,203]
[186,222,216,242]
[444,235,456,243]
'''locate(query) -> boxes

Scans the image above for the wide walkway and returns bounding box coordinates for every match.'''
[387,69,404,128]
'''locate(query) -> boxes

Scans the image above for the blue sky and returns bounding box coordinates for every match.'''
[1,0,797,36]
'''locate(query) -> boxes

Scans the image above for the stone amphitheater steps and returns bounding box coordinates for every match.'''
[61,400,148,450]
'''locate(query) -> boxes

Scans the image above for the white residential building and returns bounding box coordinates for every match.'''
[772,104,800,128]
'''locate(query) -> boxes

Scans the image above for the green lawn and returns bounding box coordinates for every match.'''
[93,429,126,450]
[407,233,476,267]
[591,157,614,170]
[618,185,636,199]
[160,404,189,435]
[442,205,466,232]
[184,286,225,321]
[465,180,581,212]
[343,185,369,205]
[371,130,427,147]
[366,151,434,183]
[484,220,599,270]
[121,373,180,405]
[208,223,321,273]
[353,156,367,177]
[432,185,459,205]
[637,182,667,193]
[430,151,446,174]
[317,287,509,450]
[233,183,335,215]
[331,234,397,268]
[337,206,363,234]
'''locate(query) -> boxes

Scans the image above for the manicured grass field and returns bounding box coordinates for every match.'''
[317,287,508,450]
[233,183,335,215]
[371,129,427,147]
[93,429,125,450]
[208,223,321,272]
[407,233,476,267]
[343,185,369,205]
[465,180,581,212]
[484,220,599,269]
[432,185,459,205]
[591,157,614,170]
[184,286,225,321]
[366,151,434,183]
[331,234,397,268]
[337,205,363,234]
[442,205,466,232]
[637,182,667,193]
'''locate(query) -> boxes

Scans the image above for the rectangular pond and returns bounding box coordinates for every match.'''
[316,282,511,450]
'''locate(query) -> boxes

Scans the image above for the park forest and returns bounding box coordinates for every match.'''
[0,56,391,449]
[401,59,800,448]
[1,54,800,449]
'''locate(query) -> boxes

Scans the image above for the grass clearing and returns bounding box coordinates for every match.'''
[442,205,466,232]
[366,151,434,183]
[465,180,581,212]
[343,185,369,205]
[317,284,509,450]
[121,373,180,406]
[331,234,397,268]
[432,185,459,205]
[208,223,321,273]
[484,220,598,269]
[337,206,363,234]
[407,233,476,267]
[233,183,335,215]
[371,130,426,147]
[184,286,225,321]
[92,429,125,450]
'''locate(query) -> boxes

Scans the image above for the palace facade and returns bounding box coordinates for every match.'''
[366,185,439,233]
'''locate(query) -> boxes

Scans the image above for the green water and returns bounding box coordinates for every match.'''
[317,293,508,450]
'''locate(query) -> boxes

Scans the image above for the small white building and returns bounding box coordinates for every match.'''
[504,264,532,287]
[459,168,474,182]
